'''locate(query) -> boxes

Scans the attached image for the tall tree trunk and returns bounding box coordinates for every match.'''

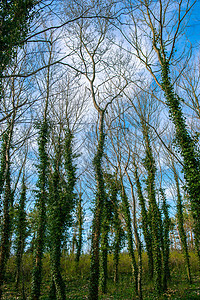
[161,61,200,261]
[113,208,122,284]
[133,158,153,280]
[15,175,27,288]
[0,134,12,299]
[89,112,106,300]
[31,121,49,300]
[121,183,138,294]
[142,121,163,294]
[48,167,66,300]
[75,191,83,263]
[125,170,143,299]
[160,189,171,291]
[172,161,192,283]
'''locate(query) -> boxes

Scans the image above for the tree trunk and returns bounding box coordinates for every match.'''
[89,112,106,300]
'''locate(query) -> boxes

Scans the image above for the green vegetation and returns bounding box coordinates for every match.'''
[31,121,49,300]
[2,251,200,300]
[0,0,36,73]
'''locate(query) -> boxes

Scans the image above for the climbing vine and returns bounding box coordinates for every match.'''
[142,122,163,294]
[31,121,49,300]
[121,183,138,293]
[89,112,106,300]
[172,162,192,283]
[161,59,200,260]
[15,175,27,288]
[160,189,171,290]
[0,132,13,299]
[133,157,153,279]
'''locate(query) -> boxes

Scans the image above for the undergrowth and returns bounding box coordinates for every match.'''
[3,251,200,299]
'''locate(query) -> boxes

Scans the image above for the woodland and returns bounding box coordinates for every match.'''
[0,0,200,299]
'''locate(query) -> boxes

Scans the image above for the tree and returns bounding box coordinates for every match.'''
[160,189,171,290]
[123,0,200,259]
[62,3,128,297]
[30,120,49,300]
[15,174,28,289]
[0,0,36,74]
[75,189,84,263]
[30,36,53,298]
[171,160,192,283]
[0,132,13,299]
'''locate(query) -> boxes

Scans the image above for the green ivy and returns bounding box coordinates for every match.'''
[31,121,49,300]
[89,113,106,300]
[142,122,162,294]
[15,175,28,288]
[161,60,200,261]
[172,164,192,283]
[99,173,117,293]
[160,189,171,290]
[121,183,138,294]
[48,128,77,300]
[133,157,153,279]
[0,0,36,73]
[75,192,83,263]
[0,132,13,299]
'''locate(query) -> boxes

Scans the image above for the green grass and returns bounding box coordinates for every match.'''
[3,251,200,299]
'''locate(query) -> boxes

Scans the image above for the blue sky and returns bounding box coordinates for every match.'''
[186,1,200,47]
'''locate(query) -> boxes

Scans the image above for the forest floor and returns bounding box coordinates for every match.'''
[3,251,200,299]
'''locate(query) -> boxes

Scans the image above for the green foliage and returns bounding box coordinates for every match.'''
[173,164,192,283]
[0,0,36,73]
[120,184,138,294]
[89,113,106,300]
[113,209,123,284]
[48,143,66,300]
[99,204,109,294]
[3,251,200,299]
[133,157,153,279]
[0,134,7,198]
[161,60,200,260]
[0,132,13,299]
[47,127,77,299]
[142,123,163,294]
[14,175,28,288]
[75,193,84,263]
[108,178,123,285]
[160,189,171,291]
[31,121,49,300]
[63,128,77,227]
[99,173,118,294]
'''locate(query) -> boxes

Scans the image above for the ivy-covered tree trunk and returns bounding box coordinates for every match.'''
[99,210,109,294]
[113,207,122,284]
[121,183,138,294]
[160,189,171,291]
[75,191,83,263]
[0,133,12,299]
[31,121,49,300]
[15,175,27,288]
[125,169,143,299]
[142,122,163,294]
[133,1,200,263]
[106,176,121,284]
[99,192,113,294]
[133,158,153,280]
[172,162,192,283]
[48,128,76,300]
[48,155,66,300]
[89,112,106,300]
[161,61,200,260]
